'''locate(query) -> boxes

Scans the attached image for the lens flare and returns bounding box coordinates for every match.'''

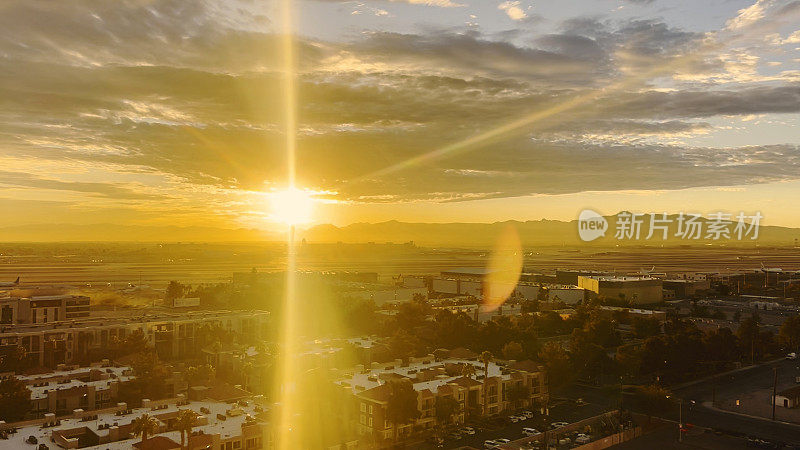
[483,224,523,312]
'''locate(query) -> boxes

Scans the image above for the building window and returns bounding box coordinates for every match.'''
[360,402,366,412]
[360,414,366,425]
[368,405,373,414]
[368,417,373,427]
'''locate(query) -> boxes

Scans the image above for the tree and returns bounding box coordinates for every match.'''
[165,281,188,301]
[0,345,27,373]
[506,384,530,411]
[738,314,761,363]
[113,329,150,359]
[630,385,673,422]
[616,344,644,379]
[387,330,422,362]
[538,342,572,389]
[632,317,661,339]
[132,413,160,444]
[175,409,197,449]
[385,379,420,441]
[461,363,476,379]
[434,395,460,426]
[186,364,216,387]
[779,315,800,352]
[502,341,525,361]
[0,376,31,422]
[480,351,493,415]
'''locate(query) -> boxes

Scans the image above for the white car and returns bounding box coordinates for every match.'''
[551,421,569,429]
[575,433,591,444]
[509,415,520,423]
[522,427,540,437]
[462,427,476,435]
[484,440,500,449]
[496,439,511,445]
[787,352,797,359]
[521,410,534,418]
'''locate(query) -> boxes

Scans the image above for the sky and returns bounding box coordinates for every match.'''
[1,0,800,234]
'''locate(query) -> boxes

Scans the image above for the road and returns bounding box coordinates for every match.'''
[673,358,800,446]
[559,359,800,446]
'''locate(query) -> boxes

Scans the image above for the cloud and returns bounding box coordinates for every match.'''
[1,0,799,217]
[498,1,527,21]
[311,0,465,8]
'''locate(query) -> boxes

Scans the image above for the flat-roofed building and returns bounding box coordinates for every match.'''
[662,279,711,298]
[0,295,90,325]
[1,394,275,450]
[0,310,269,367]
[21,365,134,419]
[578,276,663,305]
[556,270,613,286]
[337,354,547,440]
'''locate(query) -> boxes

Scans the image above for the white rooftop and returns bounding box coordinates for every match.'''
[2,397,268,449]
[336,358,514,396]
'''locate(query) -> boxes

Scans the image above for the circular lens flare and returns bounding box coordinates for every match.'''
[483,224,523,312]
[270,187,314,225]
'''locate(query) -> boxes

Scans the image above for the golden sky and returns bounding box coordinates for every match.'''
[1,0,800,236]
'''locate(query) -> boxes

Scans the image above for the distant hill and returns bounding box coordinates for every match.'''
[2,214,798,247]
[0,223,280,242]
[299,215,800,248]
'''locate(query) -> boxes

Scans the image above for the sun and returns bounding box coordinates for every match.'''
[270,187,315,225]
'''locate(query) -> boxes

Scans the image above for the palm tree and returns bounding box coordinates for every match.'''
[175,409,197,449]
[131,413,160,445]
[480,351,493,416]
[460,363,476,379]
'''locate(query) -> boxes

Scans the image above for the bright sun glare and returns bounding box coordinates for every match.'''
[270,187,314,225]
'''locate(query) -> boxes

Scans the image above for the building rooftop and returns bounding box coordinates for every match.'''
[582,276,659,282]
[0,309,269,335]
[336,358,534,397]
[2,396,268,449]
[441,268,499,276]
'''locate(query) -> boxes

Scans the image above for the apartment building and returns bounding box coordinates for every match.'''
[1,395,272,450]
[337,355,548,440]
[0,310,269,368]
[0,295,90,325]
[17,364,134,418]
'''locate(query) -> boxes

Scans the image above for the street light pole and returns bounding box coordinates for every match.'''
[678,399,683,443]
[772,366,778,421]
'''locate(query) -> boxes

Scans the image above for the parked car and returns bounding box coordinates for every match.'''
[447,432,462,440]
[521,410,534,418]
[484,440,500,449]
[509,415,521,423]
[522,427,540,437]
[551,421,569,429]
[461,427,476,435]
[575,433,591,444]
[496,439,511,445]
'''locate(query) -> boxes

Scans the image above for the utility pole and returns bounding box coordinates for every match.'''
[678,399,683,443]
[772,367,778,421]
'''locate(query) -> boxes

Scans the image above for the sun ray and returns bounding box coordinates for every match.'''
[346,29,752,184]
[276,0,300,448]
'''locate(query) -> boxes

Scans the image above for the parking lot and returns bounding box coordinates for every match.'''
[412,398,611,449]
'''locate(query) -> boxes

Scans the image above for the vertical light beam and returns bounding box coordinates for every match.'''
[277,0,299,448]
